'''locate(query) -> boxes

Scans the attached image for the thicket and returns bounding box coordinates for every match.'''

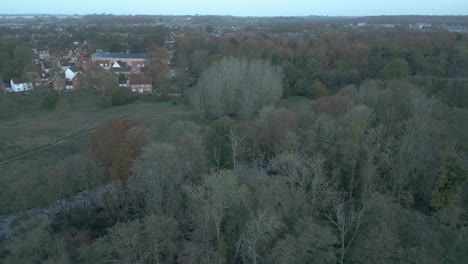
[1,80,466,264]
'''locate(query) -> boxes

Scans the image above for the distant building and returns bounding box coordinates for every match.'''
[129,74,152,93]
[65,66,79,80]
[41,60,52,73]
[52,74,65,91]
[35,48,50,60]
[118,77,129,88]
[92,52,147,73]
[94,60,111,70]
[39,72,50,86]
[10,79,33,92]
[59,58,73,72]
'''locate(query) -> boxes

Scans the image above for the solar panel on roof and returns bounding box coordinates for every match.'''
[92,52,147,59]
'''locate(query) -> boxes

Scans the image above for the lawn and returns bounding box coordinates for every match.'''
[0,94,198,214]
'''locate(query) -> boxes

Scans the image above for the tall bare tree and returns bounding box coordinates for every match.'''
[189,58,283,119]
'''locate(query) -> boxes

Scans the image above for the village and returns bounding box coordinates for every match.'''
[2,36,177,95]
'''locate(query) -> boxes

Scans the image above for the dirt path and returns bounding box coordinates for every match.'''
[0,104,155,166]
[0,183,119,238]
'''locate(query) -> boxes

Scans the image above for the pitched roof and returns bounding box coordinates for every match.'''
[68,66,80,73]
[60,59,71,66]
[40,72,50,78]
[11,78,32,84]
[92,52,147,60]
[95,60,110,66]
[111,66,132,73]
[129,75,152,85]
[42,60,52,69]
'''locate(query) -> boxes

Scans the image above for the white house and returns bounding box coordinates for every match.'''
[65,67,78,80]
[10,79,33,92]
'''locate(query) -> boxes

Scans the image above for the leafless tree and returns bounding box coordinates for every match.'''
[238,210,281,264]
[327,199,365,264]
[229,129,245,169]
[189,58,283,119]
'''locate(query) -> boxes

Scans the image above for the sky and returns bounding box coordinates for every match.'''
[2,0,468,16]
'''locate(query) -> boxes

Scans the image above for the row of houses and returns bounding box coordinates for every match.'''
[3,47,154,94]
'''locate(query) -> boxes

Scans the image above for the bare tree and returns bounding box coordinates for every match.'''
[229,130,245,169]
[189,58,283,119]
[129,143,184,217]
[327,199,365,264]
[238,210,281,264]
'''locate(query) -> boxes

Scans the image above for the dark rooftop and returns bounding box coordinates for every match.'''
[92,52,147,60]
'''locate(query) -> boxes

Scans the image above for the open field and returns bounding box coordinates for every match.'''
[0,95,198,214]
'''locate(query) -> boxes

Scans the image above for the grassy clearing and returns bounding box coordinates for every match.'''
[0,94,197,214]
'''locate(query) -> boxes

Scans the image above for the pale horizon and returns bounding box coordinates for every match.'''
[1,0,468,17]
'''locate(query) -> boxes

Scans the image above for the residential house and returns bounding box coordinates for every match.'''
[40,72,50,86]
[52,74,65,91]
[41,60,52,73]
[92,52,147,73]
[67,50,81,63]
[77,56,93,71]
[129,75,152,93]
[59,58,72,72]
[26,72,42,87]
[10,79,33,92]
[35,48,50,60]
[111,65,132,76]
[64,78,79,90]
[92,52,147,65]
[95,60,111,70]
[65,66,80,81]
[118,77,129,88]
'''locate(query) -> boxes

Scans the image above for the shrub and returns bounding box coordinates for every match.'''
[111,88,135,106]
[97,96,112,108]
[41,90,60,110]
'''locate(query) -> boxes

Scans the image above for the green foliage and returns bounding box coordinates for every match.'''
[431,148,467,209]
[79,215,180,263]
[270,218,337,264]
[13,45,32,63]
[97,96,112,108]
[1,59,25,80]
[4,23,468,264]
[1,220,70,263]
[378,58,410,80]
[0,95,18,119]
[206,116,235,169]
[433,78,468,108]
[111,88,136,106]
[449,45,468,68]
[41,90,61,110]
[185,170,249,247]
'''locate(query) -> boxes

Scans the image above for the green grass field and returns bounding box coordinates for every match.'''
[0,94,198,214]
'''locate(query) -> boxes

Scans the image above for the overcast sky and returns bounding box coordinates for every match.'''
[2,0,467,16]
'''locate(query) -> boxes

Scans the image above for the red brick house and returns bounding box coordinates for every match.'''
[129,75,152,93]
